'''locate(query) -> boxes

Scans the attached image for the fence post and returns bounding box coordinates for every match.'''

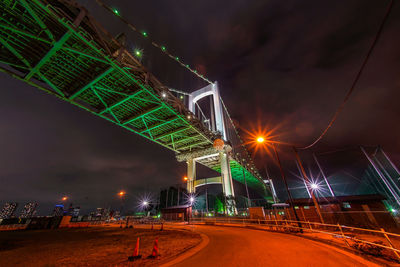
[258,219,260,225]
[308,221,312,230]
[381,228,400,261]
[274,217,279,231]
[337,223,350,247]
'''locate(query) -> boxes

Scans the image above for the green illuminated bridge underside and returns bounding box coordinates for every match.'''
[0,0,270,197]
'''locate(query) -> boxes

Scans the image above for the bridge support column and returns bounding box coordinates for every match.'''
[187,158,196,194]
[220,152,237,215]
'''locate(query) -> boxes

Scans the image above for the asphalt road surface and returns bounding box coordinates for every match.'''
[173,225,378,267]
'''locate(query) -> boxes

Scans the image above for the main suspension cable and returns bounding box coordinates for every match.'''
[297,0,394,150]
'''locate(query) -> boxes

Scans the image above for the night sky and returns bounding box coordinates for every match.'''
[1,0,399,214]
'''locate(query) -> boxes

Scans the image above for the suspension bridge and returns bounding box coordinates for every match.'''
[0,0,273,213]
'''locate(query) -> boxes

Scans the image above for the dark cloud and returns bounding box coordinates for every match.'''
[1,0,399,211]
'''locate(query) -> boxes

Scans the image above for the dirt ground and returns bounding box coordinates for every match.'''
[0,226,201,266]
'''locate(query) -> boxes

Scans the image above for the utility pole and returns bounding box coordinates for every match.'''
[272,144,303,232]
[293,147,325,224]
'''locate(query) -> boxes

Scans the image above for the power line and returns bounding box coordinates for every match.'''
[297,0,394,150]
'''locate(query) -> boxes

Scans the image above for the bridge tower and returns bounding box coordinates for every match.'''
[180,82,237,214]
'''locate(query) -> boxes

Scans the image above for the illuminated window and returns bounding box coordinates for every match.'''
[343,202,351,209]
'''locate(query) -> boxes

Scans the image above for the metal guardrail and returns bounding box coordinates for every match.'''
[190,217,400,261]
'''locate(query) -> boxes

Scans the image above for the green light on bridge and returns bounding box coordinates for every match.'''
[134,49,142,57]
[161,46,166,51]
[142,31,147,37]
[113,9,119,15]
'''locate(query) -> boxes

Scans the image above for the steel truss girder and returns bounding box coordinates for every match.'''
[122,105,162,125]
[0,0,268,194]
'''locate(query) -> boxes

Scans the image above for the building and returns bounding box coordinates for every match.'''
[161,205,192,221]
[52,205,64,217]
[0,202,18,219]
[95,208,104,217]
[72,207,80,217]
[286,194,398,230]
[20,202,38,218]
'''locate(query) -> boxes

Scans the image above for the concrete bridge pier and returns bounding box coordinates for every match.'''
[186,158,196,194]
[220,151,237,215]
[182,148,237,215]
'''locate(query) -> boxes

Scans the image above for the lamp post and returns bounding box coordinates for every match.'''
[255,137,303,231]
[118,191,126,224]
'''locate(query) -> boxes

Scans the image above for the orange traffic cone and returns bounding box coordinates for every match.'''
[148,238,160,259]
[128,237,142,261]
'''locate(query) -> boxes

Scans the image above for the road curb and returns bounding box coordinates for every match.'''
[160,232,210,267]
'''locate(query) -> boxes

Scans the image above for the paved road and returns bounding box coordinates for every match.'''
[173,225,378,267]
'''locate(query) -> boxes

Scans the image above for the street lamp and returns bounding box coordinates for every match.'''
[118,191,126,223]
[255,136,324,224]
[310,183,319,190]
[255,137,303,231]
[61,196,68,201]
[257,136,265,143]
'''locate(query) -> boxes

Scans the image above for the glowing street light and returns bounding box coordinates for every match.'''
[118,191,126,197]
[257,136,265,143]
[183,176,188,182]
[310,183,319,190]
[142,201,149,207]
[190,197,195,204]
[62,196,68,201]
